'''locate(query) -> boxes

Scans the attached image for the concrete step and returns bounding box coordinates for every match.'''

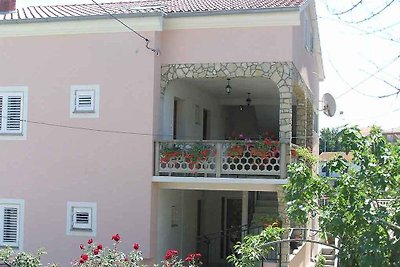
[324,260,334,265]
[321,248,335,255]
[323,255,335,261]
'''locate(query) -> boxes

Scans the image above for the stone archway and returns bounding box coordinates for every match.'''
[160,61,312,143]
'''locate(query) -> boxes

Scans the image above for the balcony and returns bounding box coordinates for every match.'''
[154,140,285,178]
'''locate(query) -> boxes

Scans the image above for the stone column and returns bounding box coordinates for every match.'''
[306,100,314,148]
[295,87,307,147]
[278,84,292,180]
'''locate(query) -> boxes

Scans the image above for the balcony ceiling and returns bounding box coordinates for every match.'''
[180,77,280,101]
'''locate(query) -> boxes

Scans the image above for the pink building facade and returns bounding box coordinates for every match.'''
[0,0,323,266]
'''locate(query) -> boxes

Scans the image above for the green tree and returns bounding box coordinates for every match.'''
[319,127,343,153]
[285,127,400,267]
[227,226,284,267]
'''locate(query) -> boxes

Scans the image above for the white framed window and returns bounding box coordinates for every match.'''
[304,12,314,53]
[0,87,28,140]
[66,202,97,236]
[0,199,24,250]
[72,207,92,230]
[70,85,100,118]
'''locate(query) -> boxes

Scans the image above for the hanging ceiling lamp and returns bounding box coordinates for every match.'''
[246,93,252,106]
[225,78,232,94]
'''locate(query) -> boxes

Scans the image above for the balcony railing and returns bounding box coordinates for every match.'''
[154,140,282,177]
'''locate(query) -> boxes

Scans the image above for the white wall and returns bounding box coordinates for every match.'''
[160,80,225,140]
[157,189,202,261]
[157,190,244,263]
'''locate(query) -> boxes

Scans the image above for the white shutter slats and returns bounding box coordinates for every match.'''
[72,207,92,230]
[3,207,18,245]
[75,212,90,224]
[0,205,19,247]
[6,95,22,132]
[0,92,23,135]
[75,90,95,112]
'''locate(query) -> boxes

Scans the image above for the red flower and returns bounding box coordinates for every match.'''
[81,254,89,261]
[87,239,93,245]
[164,249,178,260]
[93,248,99,255]
[79,258,85,264]
[124,257,129,261]
[133,243,140,250]
[112,234,121,242]
[97,244,103,250]
[79,244,85,250]
[195,253,201,259]
[185,256,192,262]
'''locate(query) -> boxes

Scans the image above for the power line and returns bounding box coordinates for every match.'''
[90,0,160,56]
[326,57,386,98]
[317,15,400,44]
[336,54,400,99]
[1,115,316,141]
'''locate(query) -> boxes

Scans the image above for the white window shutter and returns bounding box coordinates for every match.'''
[72,207,92,230]
[75,90,95,112]
[0,93,23,134]
[0,205,19,247]
[6,94,23,133]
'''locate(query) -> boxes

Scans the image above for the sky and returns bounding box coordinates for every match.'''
[16,0,400,131]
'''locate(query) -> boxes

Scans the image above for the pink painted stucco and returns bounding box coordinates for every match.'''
[161,26,293,64]
[0,32,159,265]
[0,3,322,265]
[292,4,321,106]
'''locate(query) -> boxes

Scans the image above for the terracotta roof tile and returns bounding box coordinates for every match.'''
[319,152,353,162]
[0,0,306,21]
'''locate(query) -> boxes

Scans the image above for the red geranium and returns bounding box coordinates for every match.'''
[112,234,121,242]
[164,249,178,260]
[133,243,140,250]
[81,254,89,261]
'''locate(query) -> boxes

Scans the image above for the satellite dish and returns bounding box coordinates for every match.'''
[321,93,336,117]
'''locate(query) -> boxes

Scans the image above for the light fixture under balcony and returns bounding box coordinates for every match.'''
[225,78,232,94]
[246,93,252,106]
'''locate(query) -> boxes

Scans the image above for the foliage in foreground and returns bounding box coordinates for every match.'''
[285,126,400,267]
[0,234,202,267]
[0,247,57,267]
[227,225,284,267]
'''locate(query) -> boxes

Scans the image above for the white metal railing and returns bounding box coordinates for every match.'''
[154,140,283,177]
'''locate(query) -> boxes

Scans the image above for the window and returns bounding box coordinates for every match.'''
[0,199,24,250]
[304,13,314,53]
[67,202,97,236]
[0,87,28,140]
[72,207,93,230]
[75,90,95,112]
[70,85,99,118]
[313,111,319,133]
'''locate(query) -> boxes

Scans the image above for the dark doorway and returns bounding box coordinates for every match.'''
[203,109,210,140]
[223,198,242,258]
